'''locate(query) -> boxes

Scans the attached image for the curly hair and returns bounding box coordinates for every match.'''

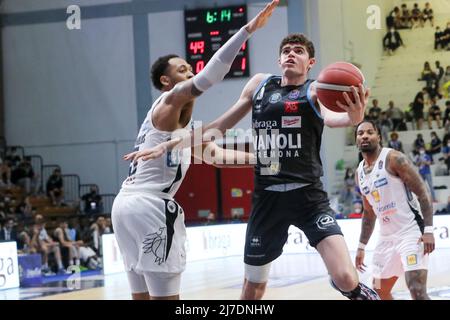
[279,33,315,58]
[150,54,179,90]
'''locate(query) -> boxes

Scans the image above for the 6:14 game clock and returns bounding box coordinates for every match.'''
[184,5,249,78]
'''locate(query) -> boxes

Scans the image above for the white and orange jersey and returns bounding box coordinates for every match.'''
[120,93,192,198]
[357,148,424,237]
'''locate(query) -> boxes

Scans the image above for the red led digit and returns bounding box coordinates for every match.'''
[241,57,246,71]
[196,60,205,73]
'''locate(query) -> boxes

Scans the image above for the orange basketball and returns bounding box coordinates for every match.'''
[316,62,365,113]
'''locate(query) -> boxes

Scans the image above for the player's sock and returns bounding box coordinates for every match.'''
[331,280,380,300]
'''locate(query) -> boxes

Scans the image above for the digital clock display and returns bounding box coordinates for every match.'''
[184,5,249,78]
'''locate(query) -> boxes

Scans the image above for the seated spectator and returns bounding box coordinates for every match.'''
[443,100,450,131]
[386,100,404,130]
[410,3,423,28]
[422,2,434,27]
[11,157,38,195]
[419,62,436,87]
[435,26,445,50]
[379,111,393,143]
[427,131,442,159]
[0,218,17,242]
[442,137,450,175]
[400,4,412,29]
[386,7,399,29]
[53,219,81,267]
[46,168,64,206]
[33,214,66,274]
[81,186,103,215]
[383,28,404,55]
[413,147,436,201]
[204,212,216,225]
[427,98,442,129]
[435,61,445,86]
[435,196,450,215]
[368,99,381,122]
[347,201,363,219]
[5,147,21,169]
[412,89,426,129]
[414,133,426,152]
[387,132,404,153]
[443,66,450,98]
[89,216,108,256]
[0,157,12,188]
[15,196,34,223]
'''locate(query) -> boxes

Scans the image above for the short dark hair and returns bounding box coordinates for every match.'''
[354,120,383,146]
[279,34,315,58]
[150,54,179,90]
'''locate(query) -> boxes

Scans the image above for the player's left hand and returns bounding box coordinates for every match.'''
[336,84,370,125]
[245,0,279,34]
[123,145,167,162]
[418,233,435,255]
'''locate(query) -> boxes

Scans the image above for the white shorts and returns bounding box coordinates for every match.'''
[111,191,186,274]
[372,228,429,279]
[126,270,181,297]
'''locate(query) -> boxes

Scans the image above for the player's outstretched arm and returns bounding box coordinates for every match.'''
[386,150,435,254]
[124,73,267,162]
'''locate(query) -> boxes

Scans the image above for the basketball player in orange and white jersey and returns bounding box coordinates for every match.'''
[355,120,435,300]
[111,0,279,300]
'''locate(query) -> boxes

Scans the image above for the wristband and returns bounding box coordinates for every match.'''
[424,226,434,234]
[358,242,366,250]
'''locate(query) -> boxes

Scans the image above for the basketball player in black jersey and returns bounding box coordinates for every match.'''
[126,34,380,300]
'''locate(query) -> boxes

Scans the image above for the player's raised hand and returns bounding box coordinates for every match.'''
[245,0,279,34]
[355,248,367,273]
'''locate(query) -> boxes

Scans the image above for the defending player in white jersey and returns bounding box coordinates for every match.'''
[354,120,435,300]
[111,0,279,300]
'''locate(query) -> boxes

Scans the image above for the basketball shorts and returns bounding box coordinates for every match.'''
[111,191,186,274]
[372,227,429,279]
[244,181,343,266]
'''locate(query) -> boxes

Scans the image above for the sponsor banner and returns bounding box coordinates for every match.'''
[18,254,42,287]
[0,241,20,290]
[102,234,125,275]
[102,216,450,269]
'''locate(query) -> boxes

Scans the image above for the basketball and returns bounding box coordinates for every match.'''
[315,62,365,113]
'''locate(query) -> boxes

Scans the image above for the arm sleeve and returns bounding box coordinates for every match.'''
[193,27,250,92]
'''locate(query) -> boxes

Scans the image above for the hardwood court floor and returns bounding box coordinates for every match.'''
[33,248,450,300]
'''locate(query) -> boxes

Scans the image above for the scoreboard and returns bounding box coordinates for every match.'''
[184,5,249,78]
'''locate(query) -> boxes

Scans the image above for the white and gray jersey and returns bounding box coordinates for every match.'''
[357,148,424,237]
[120,93,192,197]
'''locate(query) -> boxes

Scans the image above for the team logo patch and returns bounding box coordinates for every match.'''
[288,89,300,100]
[269,93,282,104]
[284,101,299,113]
[250,236,261,247]
[316,214,336,230]
[362,186,370,195]
[406,254,418,266]
[378,160,383,169]
[142,227,167,265]
[374,178,388,188]
[371,190,381,203]
[282,116,301,128]
[254,103,262,111]
[167,201,177,214]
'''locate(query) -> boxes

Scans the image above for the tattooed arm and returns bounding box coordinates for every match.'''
[386,150,433,227]
[354,172,377,272]
[386,150,435,254]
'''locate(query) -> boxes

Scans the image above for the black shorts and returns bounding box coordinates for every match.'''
[244,181,343,266]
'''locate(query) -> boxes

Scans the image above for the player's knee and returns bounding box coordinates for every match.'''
[241,280,267,300]
[407,282,429,300]
[332,270,357,291]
